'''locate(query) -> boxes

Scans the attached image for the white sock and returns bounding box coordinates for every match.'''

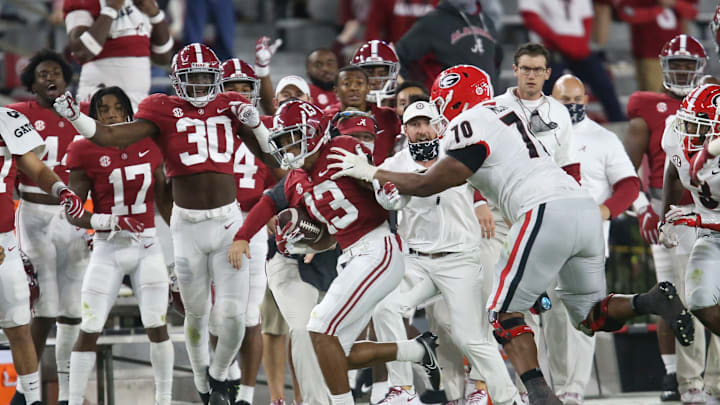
[56,323,80,402]
[184,315,210,393]
[150,340,174,405]
[239,384,255,404]
[395,340,424,362]
[662,354,677,374]
[69,351,95,405]
[371,381,389,404]
[18,371,40,404]
[330,391,355,405]
[228,360,242,380]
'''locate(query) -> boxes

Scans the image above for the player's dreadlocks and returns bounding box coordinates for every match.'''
[88,86,134,121]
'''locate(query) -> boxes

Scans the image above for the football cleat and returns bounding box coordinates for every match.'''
[660,373,680,401]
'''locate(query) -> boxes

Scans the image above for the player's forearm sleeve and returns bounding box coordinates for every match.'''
[233,195,278,241]
[603,176,641,218]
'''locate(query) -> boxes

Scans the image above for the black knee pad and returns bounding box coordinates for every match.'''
[579,294,624,336]
[491,315,534,345]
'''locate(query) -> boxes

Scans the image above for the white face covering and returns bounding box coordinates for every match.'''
[362,141,375,153]
[446,0,478,13]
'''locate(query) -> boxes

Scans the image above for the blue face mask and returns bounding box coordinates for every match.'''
[564,103,586,125]
[409,138,439,161]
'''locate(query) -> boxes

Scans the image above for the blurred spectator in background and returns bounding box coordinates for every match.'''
[394,81,428,117]
[63,0,173,109]
[616,0,698,92]
[335,0,372,62]
[184,0,235,60]
[395,0,502,91]
[365,0,438,43]
[519,0,626,122]
[306,49,340,110]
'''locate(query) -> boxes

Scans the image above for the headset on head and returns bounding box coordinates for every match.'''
[328,110,380,138]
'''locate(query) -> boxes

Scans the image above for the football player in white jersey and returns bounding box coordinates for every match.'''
[328,65,695,405]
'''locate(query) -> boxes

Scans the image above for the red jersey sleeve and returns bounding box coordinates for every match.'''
[284,169,313,209]
[134,93,168,126]
[626,92,644,119]
[371,106,401,165]
[62,0,100,17]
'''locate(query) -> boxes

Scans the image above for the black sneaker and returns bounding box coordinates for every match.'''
[10,391,25,405]
[207,369,232,405]
[57,401,68,405]
[199,391,210,405]
[236,401,250,405]
[660,372,681,401]
[415,332,441,391]
[648,282,694,346]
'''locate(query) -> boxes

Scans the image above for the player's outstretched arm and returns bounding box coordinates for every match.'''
[16,152,85,219]
[624,117,651,171]
[153,166,173,225]
[328,145,470,196]
[54,92,157,147]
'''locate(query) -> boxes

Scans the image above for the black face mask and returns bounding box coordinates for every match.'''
[564,103,586,125]
[309,76,335,91]
[409,138,440,161]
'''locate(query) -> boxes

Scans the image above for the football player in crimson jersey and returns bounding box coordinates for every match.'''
[53,43,277,405]
[63,87,174,405]
[227,100,444,405]
[324,66,401,166]
[7,49,91,405]
[0,106,84,405]
[624,34,708,400]
[328,64,697,405]
[351,40,400,108]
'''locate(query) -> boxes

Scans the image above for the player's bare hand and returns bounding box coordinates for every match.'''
[474,203,495,239]
[106,0,125,10]
[133,0,160,16]
[303,253,315,264]
[0,245,4,265]
[228,240,251,270]
[230,101,261,128]
[599,204,611,220]
[54,92,81,121]
[267,216,278,235]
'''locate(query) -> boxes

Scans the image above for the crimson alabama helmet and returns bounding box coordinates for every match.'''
[430,65,493,133]
[20,251,39,309]
[660,34,708,97]
[351,40,400,106]
[270,100,330,169]
[170,43,223,107]
[221,58,260,107]
[674,84,720,158]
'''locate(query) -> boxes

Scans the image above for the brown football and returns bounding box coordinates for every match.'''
[276,207,325,244]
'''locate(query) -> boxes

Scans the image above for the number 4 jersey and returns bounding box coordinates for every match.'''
[443,103,586,224]
[661,123,720,217]
[66,137,162,228]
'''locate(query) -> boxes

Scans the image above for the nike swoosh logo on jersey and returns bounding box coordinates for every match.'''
[144,243,154,249]
[319,169,329,177]
[712,169,720,175]
[7,246,16,252]
[139,150,150,158]
[360,382,372,394]
[217,107,229,114]
[224,222,234,229]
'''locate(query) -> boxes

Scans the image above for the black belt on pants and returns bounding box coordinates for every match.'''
[408,248,455,259]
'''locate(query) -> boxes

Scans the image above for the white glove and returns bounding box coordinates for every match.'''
[327,145,378,183]
[658,221,679,249]
[372,179,408,211]
[54,91,81,121]
[230,101,261,128]
[665,205,696,224]
[255,36,282,76]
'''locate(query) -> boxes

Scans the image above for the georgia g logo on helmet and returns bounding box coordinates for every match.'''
[439,73,461,89]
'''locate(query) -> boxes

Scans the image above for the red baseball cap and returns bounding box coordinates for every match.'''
[336,116,376,137]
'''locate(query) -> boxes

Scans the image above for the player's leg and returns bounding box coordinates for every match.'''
[260,286,290,404]
[133,241,173,405]
[68,238,125,405]
[0,231,40,405]
[236,228,269,405]
[171,212,212,398]
[52,217,89,405]
[208,208,249,402]
[684,237,720,336]
[267,253,330,405]
[705,334,720,401]
[432,250,520,405]
[425,299,466,403]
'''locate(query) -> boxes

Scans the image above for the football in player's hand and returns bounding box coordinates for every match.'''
[276,207,325,244]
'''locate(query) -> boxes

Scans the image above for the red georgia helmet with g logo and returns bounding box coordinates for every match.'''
[351,40,400,105]
[430,65,493,133]
[221,58,260,106]
[170,43,222,107]
[660,34,707,96]
[675,84,720,158]
[270,100,330,169]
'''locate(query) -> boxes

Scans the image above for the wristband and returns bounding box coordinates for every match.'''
[254,64,270,77]
[100,6,118,19]
[151,37,174,53]
[72,113,98,139]
[79,31,103,56]
[632,192,650,213]
[51,182,67,198]
[253,122,272,153]
[149,10,165,24]
[90,214,113,230]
